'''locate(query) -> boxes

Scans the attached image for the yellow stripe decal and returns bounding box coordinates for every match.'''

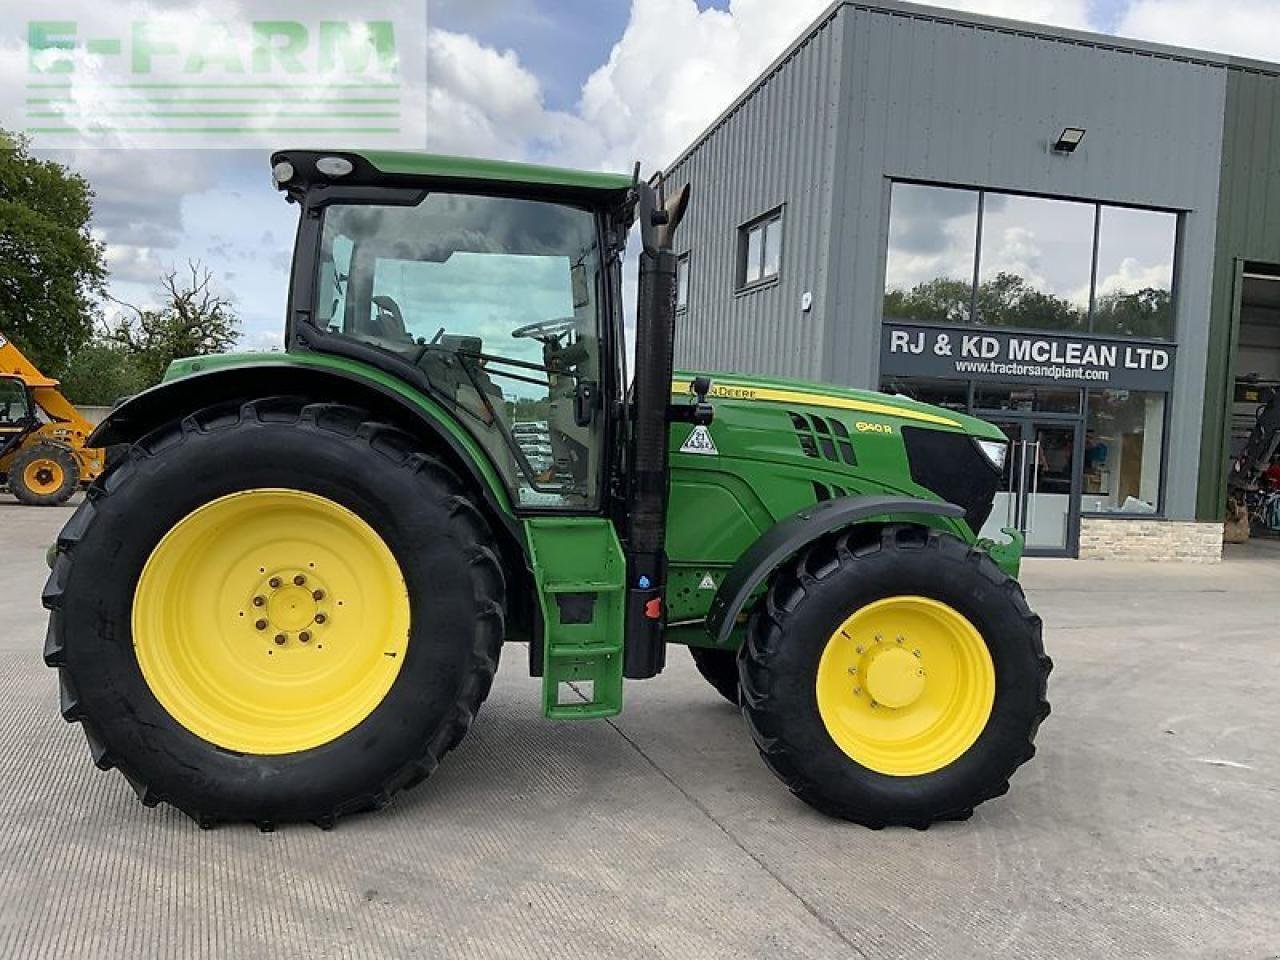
[671,380,960,428]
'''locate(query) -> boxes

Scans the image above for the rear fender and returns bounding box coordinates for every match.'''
[88,361,520,545]
[704,495,966,646]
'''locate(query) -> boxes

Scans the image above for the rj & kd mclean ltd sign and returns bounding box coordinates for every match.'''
[880,322,1177,392]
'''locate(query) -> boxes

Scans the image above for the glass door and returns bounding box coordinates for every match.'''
[980,419,1082,556]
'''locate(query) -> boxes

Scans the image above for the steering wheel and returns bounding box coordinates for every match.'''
[511,317,577,342]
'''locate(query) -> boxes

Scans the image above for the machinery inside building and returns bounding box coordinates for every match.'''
[1228,266,1280,539]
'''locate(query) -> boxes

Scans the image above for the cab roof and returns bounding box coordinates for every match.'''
[271,149,635,198]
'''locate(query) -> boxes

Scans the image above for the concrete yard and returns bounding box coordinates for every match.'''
[0,498,1276,959]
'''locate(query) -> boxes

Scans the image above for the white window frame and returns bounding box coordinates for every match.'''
[738,208,783,290]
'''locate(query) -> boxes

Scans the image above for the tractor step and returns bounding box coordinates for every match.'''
[523,518,626,719]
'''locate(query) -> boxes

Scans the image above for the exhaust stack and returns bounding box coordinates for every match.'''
[622,175,690,680]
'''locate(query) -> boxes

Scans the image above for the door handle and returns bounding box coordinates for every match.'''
[1016,440,1030,534]
[1006,440,1021,527]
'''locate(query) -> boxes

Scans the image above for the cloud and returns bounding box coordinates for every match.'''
[426,29,562,158]
[1095,256,1173,298]
[1115,0,1280,61]
[576,0,1094,171]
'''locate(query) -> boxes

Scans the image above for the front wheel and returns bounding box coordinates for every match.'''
[740,524,1050,828]
[43,399,505,829]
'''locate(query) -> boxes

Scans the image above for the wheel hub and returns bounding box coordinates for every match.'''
[814,596,995,777]
[863,646,926,709]
[263,579,322,635]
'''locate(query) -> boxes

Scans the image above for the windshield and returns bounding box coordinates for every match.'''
[315,192,605,509]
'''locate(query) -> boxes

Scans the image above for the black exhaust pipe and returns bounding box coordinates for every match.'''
[623,175,690,680]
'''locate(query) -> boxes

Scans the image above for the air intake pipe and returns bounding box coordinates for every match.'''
[623,175,690,680]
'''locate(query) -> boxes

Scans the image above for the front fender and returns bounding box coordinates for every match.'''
[704,495,966,646]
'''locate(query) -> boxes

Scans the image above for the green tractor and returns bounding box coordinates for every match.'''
[42,151,1050,830]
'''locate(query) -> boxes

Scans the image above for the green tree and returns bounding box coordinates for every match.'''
[0,130,107,375]
[58,338,148,406]
[1092,287,1172,339]
[108,261,239,384]
[885,271,1085,332]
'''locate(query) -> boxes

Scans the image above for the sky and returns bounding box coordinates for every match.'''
[3,0,1279,352]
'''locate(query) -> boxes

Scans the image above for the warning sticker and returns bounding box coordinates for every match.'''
[680,426,718,456]
[698,573,717,591]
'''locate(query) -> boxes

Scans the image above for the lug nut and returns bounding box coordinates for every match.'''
[294,574,307,586]
[252,596,265,607]
[255,619,268,631]
[312,589,325,601]
[274,634,287,646]
[314,613,327,624]
[269,577,282,589]
[299,631,311,643]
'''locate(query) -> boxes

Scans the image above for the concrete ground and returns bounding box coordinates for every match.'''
[1,498,1277,960]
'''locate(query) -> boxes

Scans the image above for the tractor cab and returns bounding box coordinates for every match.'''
[274,152,634,514]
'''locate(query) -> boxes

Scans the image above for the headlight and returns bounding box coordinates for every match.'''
[974,438,1008,471]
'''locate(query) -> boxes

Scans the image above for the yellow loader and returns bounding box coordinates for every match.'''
[0,332,104,506]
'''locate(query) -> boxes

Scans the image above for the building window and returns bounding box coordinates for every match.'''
[1080,389,1166,514]
[881,376,970,412]
[972,383,1082,415]
[976,194,1093,332]
[676,252,690,312]
[739,208,782,288]
[1092,207,1177,340]
[884,184,979,325]
[883,182,1179,339]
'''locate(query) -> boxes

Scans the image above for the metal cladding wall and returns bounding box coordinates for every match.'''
[664,6,844,381]
[668,0,1231,521]
[1198,67,1280,521]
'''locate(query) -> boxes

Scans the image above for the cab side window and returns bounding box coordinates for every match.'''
[316,193,606,510]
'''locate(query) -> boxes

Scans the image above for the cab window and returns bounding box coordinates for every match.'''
[315,193,605,510]
[0,378,32,430]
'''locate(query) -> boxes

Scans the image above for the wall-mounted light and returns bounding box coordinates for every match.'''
[1052,127,1086,153]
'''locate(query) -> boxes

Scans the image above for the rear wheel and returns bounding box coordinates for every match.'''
[689,646,741,705]
[43,399,505,828]
[740,524,1050,828]
[10,443,79,505]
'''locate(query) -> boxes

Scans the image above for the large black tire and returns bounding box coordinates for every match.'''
[10,442,80,505]
[43,399,505,829]
[689,646,741,705]
[740,524,1050,828]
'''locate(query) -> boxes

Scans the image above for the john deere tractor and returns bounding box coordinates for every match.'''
[43,151,1050,830]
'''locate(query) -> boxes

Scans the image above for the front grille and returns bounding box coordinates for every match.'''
[901,427,1000,535]
[789,412,857,466]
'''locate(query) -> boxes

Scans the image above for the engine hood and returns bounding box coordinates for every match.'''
[672,370,1005,442]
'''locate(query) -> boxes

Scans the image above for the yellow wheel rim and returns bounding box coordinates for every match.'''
[24,458,64,495]
[815,596,995,776]
[132,489,410,755]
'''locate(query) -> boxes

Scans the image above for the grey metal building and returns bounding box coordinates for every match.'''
[666,0,1280,558]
